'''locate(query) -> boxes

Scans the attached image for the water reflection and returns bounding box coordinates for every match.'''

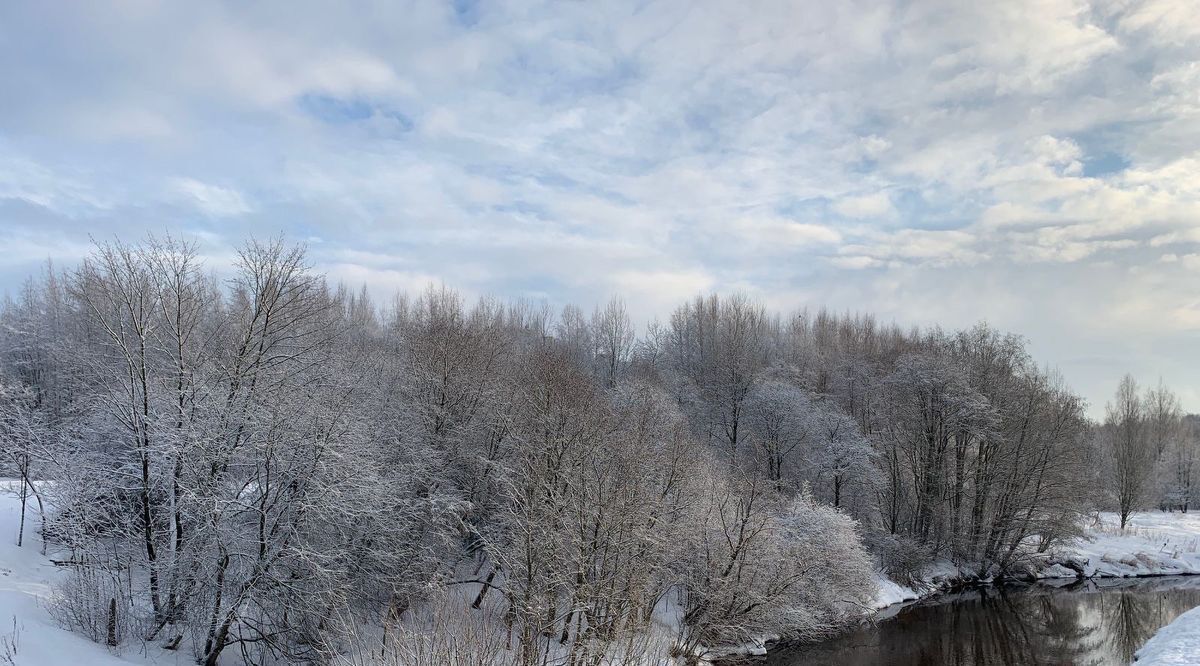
[767,577,1200,666]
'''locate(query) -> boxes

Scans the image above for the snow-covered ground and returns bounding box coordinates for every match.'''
[873,510,1200,612]
[0,481,184,666]
[1039,511,1200,579]
[1135,605,1200,665]
[870,560,964,613]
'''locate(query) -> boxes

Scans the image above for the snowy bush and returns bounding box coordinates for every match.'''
[346,592,512,666]
[864,531,931,587]
[47,562,146,647]
[675,478,875,659]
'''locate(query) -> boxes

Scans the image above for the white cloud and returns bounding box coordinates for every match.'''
[3,0,1200,414]
[169,178,252,217]
[1114,0,1200,42]
[1151,228,1200,247]
[829,255,880,270]
[833,192,894,219]
[1176,254,1200,270]
[731,216,842,246]
[0,229,93,268]
[321,262,447,300]
[839,228,986,267]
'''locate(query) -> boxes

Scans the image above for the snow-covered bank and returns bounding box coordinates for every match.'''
[1039,511,1200,579]
[872,510,1200,612]
[870,560,964,613]
[1135,605,1200,664]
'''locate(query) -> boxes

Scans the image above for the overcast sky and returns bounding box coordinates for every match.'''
[1,1,1198,417]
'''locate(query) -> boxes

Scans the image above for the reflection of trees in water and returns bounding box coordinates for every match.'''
[1021,592,1105,665]
[918,588,1102,666]
[1097,588,1200,664]
[894,585,1200,666]
[775,582,1200,666]
[1100,591,1159,663]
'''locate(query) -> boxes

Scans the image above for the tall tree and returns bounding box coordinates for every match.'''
[1105,375,1152,529]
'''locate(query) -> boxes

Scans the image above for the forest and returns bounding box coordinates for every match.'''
[0,235,1195,665]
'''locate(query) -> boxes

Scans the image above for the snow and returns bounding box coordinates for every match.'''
[872,574,920,610]
[872,511,1200,612]
[1039,511,1200,579]
[1135,605,1200,664]
[870,560,971,614]
[0,481,185,666]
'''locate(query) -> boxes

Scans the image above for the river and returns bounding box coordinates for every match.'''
[767,576,1200,665]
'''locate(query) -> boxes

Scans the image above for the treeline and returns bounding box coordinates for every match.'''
[0,235,1168,664]
[1100,375,1200,528]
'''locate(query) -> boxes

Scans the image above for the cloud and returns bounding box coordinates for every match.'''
[170,178,252,217]
[833,192,894,219]
[0,224,93,268]
[2,0,1200,416]
[1164,253,1200,271]
[731,216,842,246]
[1114,0,1200,43]
[839,228,987,267]
[608,268,716,321]
[321,262,447,300]
[829,255,881,270]
[1151,228,1200,247]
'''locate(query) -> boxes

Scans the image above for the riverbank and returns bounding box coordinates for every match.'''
[6,490,1199,665]
[1135,604,1200,664]
[1039,510,1200,579]
[872,510,1200,612]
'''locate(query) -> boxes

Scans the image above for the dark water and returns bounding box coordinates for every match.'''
[769,576,1200,666]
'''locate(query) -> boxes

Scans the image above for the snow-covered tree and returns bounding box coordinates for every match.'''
[744,373,811,490]
[1104,375,1154,529]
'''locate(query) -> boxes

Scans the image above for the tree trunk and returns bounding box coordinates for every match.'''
[106,597,118,646]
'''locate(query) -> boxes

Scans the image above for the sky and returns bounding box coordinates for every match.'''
[0,0,1198,418]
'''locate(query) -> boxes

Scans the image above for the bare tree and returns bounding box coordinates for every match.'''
[743,373,811,490]
[0,382,49,550]
[808,405,873,509]
[591,297,635,388]
[70,239,168,622]
[666,295,769,466]
[1167,416,1200,512]
[1105,375,1153,530]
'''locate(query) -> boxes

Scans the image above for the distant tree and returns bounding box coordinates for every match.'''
[666,294,770,466]
[1165,415,1200,512]
[0,381,49,550]
[591,296,635,388]
[744,373,811,490]
[808,405,873,509]
[1105,375,1153,529]
[1144,379,1184,509]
